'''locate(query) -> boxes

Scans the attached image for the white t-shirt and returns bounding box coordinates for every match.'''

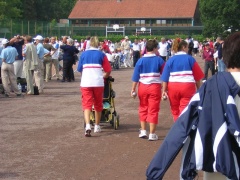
[193,40,199,48]
[158,42,168,56]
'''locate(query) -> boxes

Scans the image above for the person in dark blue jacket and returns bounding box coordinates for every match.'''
[60,38,79,82]
[146,32,240,180]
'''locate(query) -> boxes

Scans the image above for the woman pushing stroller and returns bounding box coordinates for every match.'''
[77,36,112,137]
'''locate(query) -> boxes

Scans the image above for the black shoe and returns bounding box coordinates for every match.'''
[61,79,65,82]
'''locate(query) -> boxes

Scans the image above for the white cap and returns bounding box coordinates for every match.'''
[33,35,43,40]
[2,39,9,45]
[125,36,129,39]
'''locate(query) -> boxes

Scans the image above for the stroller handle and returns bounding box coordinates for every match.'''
[107,76,114,82]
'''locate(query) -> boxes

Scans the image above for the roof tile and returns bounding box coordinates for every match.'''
[69,0,198,19]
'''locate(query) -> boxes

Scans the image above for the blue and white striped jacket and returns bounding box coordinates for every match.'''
[146,72,240,180]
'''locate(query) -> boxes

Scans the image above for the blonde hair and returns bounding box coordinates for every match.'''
[90,36,99,48]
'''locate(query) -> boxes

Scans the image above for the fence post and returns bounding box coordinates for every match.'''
[11,19,13,37]
[35,21,37,35]
[22,21,23,35]
[28,21,30,35]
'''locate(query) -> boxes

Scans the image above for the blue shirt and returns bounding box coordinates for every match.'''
[0,47,3,66]
[36,43,45,59]
[0,46,18,64]
[132,54,165,84]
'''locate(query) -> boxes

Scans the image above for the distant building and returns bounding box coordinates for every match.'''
[68,0,202,36]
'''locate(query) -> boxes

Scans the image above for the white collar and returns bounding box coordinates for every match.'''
[143,54,156,57]
[175,51,187,55]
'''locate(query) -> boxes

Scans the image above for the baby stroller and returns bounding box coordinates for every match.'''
[111,55,120,70]
[89,76,120,130]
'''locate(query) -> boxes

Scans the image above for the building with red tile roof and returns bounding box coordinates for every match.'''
[68,0,202,36]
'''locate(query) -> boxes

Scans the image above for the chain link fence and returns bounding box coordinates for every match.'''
[0,19,203,39]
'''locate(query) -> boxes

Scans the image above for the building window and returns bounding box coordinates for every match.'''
[136,20,145,25]
[156,20,166,25]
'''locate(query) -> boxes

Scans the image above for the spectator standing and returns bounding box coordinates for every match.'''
[0,42,3,84]
[216,36,225,72]
[33,35,45,94]
[60,38,79,82]
[131,39,141,67]
[0,39,22,97]
[43,38,55,82]
[131,39,165,141]
[121,36,131,67]
[161,40,204,121]
[9,35,25,79]
[83,36,91,51]
[50,37,60,80]
[77,36,111,137]
[193,39,199,56]
[140,38,147,56]
[22,36,39,95]
[187,36,194,56]
[158,37,169,61]
[202,43,215,82]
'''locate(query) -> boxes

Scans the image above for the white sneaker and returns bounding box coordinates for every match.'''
[139,129,147,138]
[148,133,158,141]
[94,125,101,133]
[85,124,91,137]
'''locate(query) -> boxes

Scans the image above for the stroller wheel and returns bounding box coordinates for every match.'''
[113,114,119,130]
[117,114,120,127]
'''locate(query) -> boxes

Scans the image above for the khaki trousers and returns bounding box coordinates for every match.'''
[13,60,23,78]
[25,69,34,94]
[52,58,60,78]
[43,56,52,82]
[1,62,21,95]
[34,59,44,93]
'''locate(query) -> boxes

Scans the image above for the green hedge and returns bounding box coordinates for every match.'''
[72,34,207,43]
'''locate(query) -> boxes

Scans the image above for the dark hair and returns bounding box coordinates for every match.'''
[146,39,158,52]
[223,32,240,69]
[44,37,49,43]
[177,40,188,51]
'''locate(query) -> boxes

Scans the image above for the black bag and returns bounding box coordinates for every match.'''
[34,86,39,95]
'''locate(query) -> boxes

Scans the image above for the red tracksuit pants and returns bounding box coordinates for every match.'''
[138,83,161,124]
[168,82,196,121]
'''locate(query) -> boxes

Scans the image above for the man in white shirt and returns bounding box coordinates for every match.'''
[121,36,131,67]
[158,37,169,61]
[50,37,60,80]
[131,39,141,67]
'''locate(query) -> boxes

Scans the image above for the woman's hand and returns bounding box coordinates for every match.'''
[162,91,168,100]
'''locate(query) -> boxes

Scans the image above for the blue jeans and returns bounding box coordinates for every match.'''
[218,59,226,72]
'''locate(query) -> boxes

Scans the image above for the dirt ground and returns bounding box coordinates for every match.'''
[0,56,206,180]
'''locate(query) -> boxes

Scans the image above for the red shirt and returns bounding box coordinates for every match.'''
[202,48,214,61]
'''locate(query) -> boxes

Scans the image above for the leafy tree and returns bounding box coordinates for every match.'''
[199,0,240,37]
[0,0,22,20]
[19,0,77,21]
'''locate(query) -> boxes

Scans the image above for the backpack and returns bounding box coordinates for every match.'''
[189,40,194,49]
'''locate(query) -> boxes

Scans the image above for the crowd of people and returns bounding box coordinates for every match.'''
[0,32,239,179]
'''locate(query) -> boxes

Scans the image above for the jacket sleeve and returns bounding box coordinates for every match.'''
[146,93,201,180]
